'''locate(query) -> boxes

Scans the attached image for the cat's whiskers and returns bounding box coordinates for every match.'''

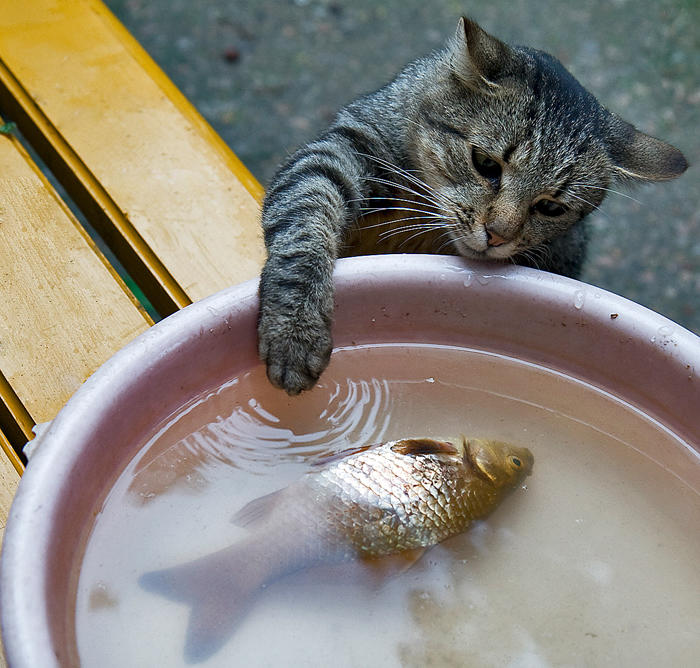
[439,231,472,254]
[359,211,453,232]
[349,195,446,214]
[362,175,446,211]
[376,219,449,235]
[358,152,455,209]
[378,223,453,248]
[515,248,541,270]
[378,221,450,241]
[367,150,459,207]
[359,205,457,219]
[566,192,602,210]
[394,225,455,249]
[570,182,644,206]
[402,117,423,131]
[358,152,441,197]
[436,229,461,253]
[536,243,553,261]
[515,243,552,271]
[566,193,611,221]
[362,213,452,234]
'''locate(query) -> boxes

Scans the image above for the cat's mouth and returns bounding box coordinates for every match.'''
[450,236,516,261]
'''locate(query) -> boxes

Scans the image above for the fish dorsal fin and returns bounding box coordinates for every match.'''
[231,488,283,527]
[391,438,458,457]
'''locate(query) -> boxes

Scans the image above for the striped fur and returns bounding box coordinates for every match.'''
[258,17,687,395]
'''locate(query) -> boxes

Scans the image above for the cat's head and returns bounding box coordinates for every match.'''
[408,17,687,261]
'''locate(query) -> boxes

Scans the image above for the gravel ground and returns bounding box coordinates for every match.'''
[106,0,699,333]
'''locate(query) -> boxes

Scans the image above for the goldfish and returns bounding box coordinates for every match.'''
[139,436,533,662]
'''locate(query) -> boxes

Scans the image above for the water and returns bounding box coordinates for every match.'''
[75,344,700,667]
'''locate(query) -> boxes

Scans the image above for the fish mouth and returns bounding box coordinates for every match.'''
[516,448,535,474]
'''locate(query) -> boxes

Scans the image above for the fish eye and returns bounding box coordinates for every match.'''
[509,456,522,467]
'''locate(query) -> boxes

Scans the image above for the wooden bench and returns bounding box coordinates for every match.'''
[0,2,266,660]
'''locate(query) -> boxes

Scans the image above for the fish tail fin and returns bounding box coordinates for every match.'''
[139,546,263,663]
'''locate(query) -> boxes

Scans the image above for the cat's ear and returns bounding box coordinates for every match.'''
[450,17,516,91]
[606,115,688,182]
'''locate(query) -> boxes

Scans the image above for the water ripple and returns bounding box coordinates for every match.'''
[128,376,393,501]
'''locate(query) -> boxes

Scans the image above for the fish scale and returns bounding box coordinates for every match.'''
[307,438,528,555]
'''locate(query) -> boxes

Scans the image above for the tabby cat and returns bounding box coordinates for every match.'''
[258,17,687,395]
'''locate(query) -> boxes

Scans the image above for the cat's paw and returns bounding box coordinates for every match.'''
[258,312,333,395]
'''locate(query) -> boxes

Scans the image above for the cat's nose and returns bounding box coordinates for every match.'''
[486,228,507,247]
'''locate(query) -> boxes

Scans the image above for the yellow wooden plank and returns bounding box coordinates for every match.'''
[0,130,152,426]
[0,0,266,310]
[0,59,191,316]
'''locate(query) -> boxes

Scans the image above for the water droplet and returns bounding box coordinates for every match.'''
[476,274,491,286]
[462,273,473,287]
[445,263,465,273]
[425,377,435,383]
[573,290,585,310]
[652,325,676,346]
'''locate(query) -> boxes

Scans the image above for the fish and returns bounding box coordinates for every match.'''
[139,436,533,662]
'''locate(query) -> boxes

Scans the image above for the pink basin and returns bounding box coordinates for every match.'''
[1,254,699,666]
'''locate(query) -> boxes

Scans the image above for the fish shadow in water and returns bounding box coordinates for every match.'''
[139,556,257,664]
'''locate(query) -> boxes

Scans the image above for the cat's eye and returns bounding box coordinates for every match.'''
[471,148,502,184]
[533,198,567,217]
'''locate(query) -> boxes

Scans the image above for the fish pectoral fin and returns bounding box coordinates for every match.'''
[359,547,428,584]
[231,488,284,527]
[391,438,459,457]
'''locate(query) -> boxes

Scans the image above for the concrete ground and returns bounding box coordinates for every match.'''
[107,0,698,333]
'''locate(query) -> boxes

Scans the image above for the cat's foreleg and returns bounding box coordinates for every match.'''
[258,132,372,395]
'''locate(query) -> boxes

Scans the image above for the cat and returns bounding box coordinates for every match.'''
[257,17,687,396]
